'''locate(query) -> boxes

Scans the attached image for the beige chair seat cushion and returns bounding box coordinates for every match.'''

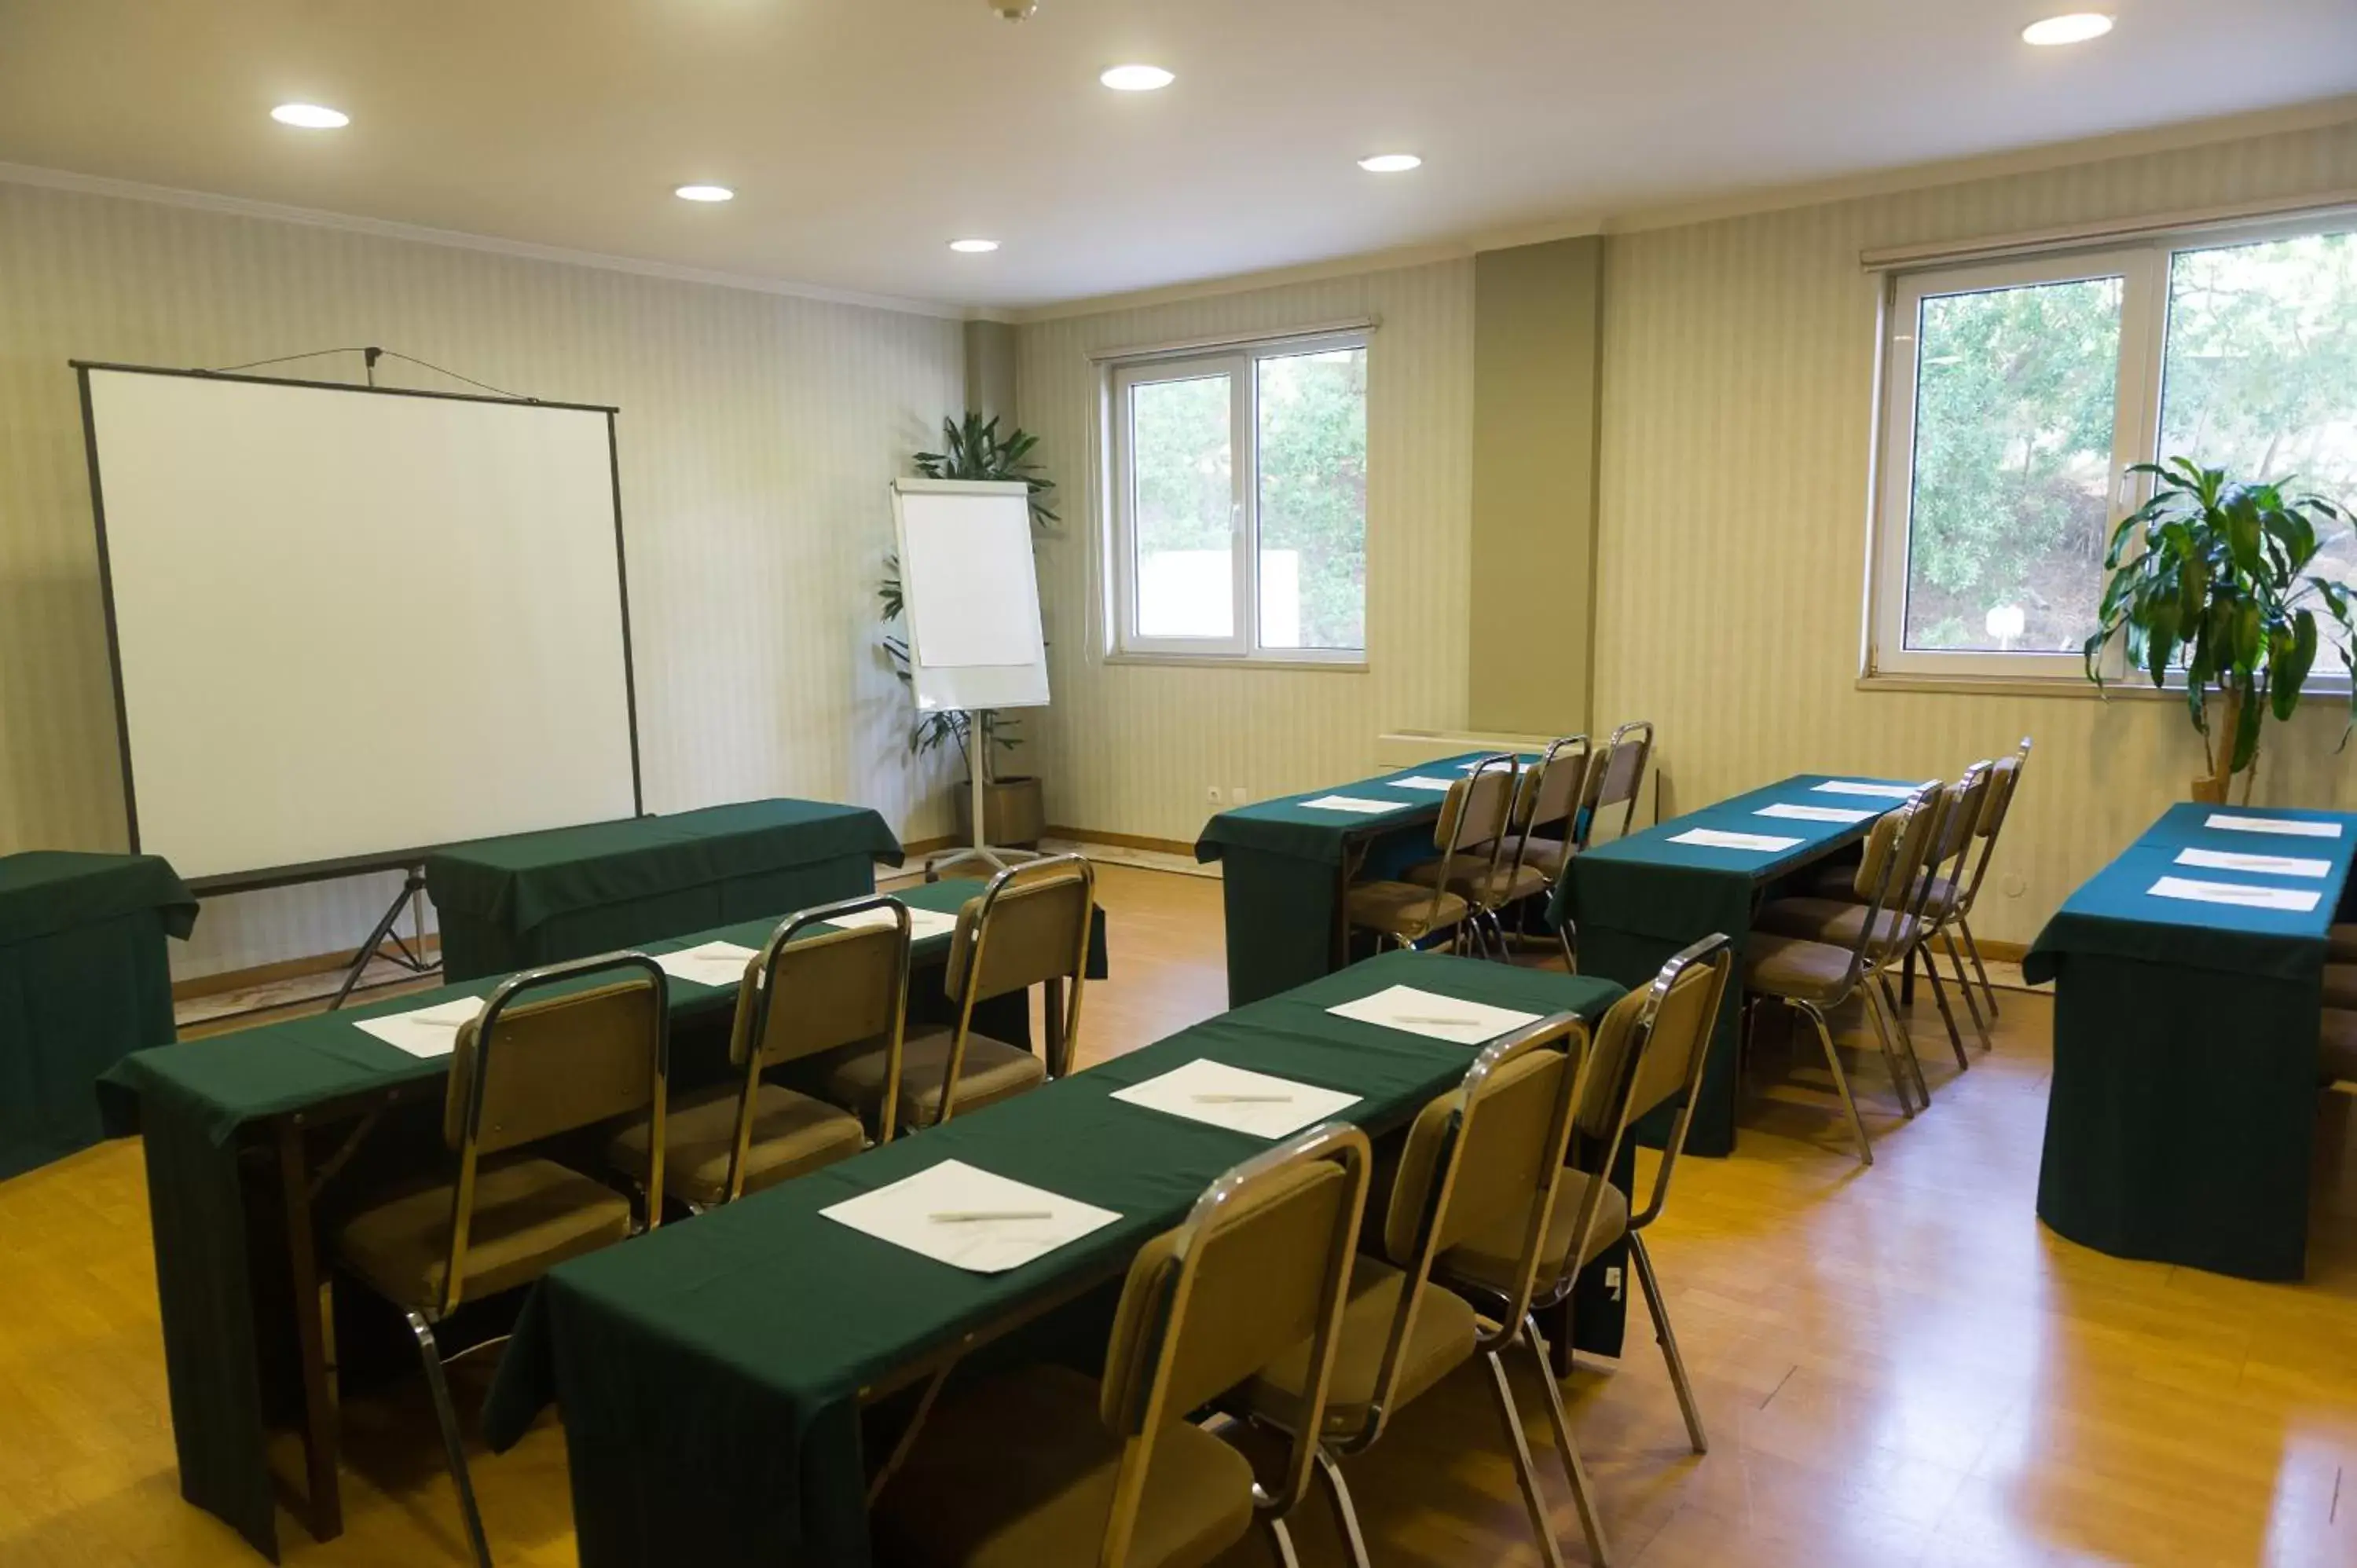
[2332,925,2357,965]
[2324,1009,2357,1085]
[1806,863,1959,918]
[1438,1170,1629,1302]
[1503,833,1572,879]
[2324,966,2357,1013]
[1742,932,1859,1006]
[1753,897,1923,957]
[335,1156,632,1312]
[605,1082,864,1209]
[1346,880,1471,940]
[1239,1256,1477,1438]
[872,1365,1255,1568]
[818,1024,1045,1132]
[1402,854,1552,907]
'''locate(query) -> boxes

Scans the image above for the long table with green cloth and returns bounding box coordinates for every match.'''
[93,874,1105,1563]
[1549,773,1919,1158]
[1,850,196,1181]
[2025,802,2357,1281]
[1195,753,1538,1007]
[480,950,1624,1568]
[427,799,905,981]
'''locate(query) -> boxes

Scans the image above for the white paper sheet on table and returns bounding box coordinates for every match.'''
[1755,803,1875,824]
[354,997,483,1059]
[1669,828,1802,852]
[654,940,760,989]
[2175,847,2331,879]
[2205,813,2344,840]
[1387,776,1460,793]
[1298,795,1404,815]
[1812,780,1926,800]
[1325,984,1542,1046]
[2146,876,2320,914]
[819,1160,1120,1274]
[1110,1059,1362,1139]
[825,904,960,941]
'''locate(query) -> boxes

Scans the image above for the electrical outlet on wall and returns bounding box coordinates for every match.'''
[1205,786,1222,808]
[1229,786,1249,805]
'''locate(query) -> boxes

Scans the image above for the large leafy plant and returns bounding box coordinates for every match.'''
[2084,458,2355,782]
[880,414,1057,769]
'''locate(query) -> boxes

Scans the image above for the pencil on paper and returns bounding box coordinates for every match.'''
[928,1210,1054,1223]
[1193,1093,1293,1104]
[1398,1013,1478,1026]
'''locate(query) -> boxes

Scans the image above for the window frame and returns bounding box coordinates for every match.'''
[1864,211,2356,687]
[1104,328,1370,666]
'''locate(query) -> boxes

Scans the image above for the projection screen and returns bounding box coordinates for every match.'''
[78,364,642,888]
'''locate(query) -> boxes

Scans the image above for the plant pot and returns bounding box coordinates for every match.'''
[955,775,1047,848]
[2190,775,2229,805]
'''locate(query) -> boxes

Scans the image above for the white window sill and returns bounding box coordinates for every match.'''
[1859,669,2352,700]
[1104,651,1369,673]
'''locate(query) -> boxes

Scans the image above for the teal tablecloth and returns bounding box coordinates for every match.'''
[1552,774,1917,1156]
[0,851,195,1180]
[1195,753,1534,1006]
[2027,802,2357,1280]
[427,800,905,980]
[94,877,1098,1563]
[481,951,1625,1568]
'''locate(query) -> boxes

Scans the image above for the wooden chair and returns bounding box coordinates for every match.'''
[1435,936,1735,1565]
[1574,720,1654,850]
[1343,757,1514,956]
[870,1123,1373,1568]
[1228,1011,1593,1568]
[607,895,903,1210]
[817,855,1092,1132]
[1739,791,1939,1164]
[332,953,670,1568]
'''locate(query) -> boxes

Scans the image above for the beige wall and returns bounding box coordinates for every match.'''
[1470,236,1602,735]
[0,179,966,976]
[1014,261,1476,842]
[1592,115,2357,945]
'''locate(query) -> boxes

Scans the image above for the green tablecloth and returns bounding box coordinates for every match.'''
[1195,753,1534,1007]
[481,951,1624,1568]
[0,851,195,1180]
[94,876,1098,1562]
[428,800,905,980]
[2025,802,2357,1280]
[1551,774,1915,1157]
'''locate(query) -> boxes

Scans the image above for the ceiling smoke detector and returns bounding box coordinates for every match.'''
[987,0,1037,18]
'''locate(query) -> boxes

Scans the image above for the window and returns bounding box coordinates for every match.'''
[1869,218,2357,680]
[1108,332,1368,661]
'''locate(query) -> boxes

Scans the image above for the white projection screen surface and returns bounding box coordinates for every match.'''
[81,365,641,886]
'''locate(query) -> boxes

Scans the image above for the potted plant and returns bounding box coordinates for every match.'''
[2084,458,2355,804]
[880,412,1058,844]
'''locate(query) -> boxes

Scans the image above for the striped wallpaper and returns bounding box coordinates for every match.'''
[0,179,965,976]
[1592,115,2357,944]
[1013,261,1477,842]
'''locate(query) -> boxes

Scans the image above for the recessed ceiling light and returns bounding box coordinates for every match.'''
[270,103,349,130]
[1100,64,1175,92]
[1358,153,1422,174]
[2022,13,2113,45]
[674,185,735,203]
[949,238,1001,254]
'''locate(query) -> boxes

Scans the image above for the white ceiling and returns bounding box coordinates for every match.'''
[1,0,2353,312]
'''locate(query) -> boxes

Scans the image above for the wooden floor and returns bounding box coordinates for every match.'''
[7,861,2357,1566]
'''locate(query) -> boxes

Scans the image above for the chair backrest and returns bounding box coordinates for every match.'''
[1922,761,1994,921]
[1435,753,1520,856]
[1369,1013,1585,1427]
[1097,1123,1372,1564]
[1578,720,1654,847]
[442,952,670,1313]
[727,894,912,1172]
[937,855,1095,1119]
[1958,737,2031,910]
[1516,735,1593,837]
[1838,789,1939,969]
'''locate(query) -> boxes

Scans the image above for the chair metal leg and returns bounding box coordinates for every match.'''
[405,1311,493,1568]
[1941,929,1992,1054]
[1793,1001,1872,1166]
[1916,941,1972,1072]
[1267,1515,1303,1568]
[1482,1347,1571,1568]
[1520,1316,1613,1566]
[1315,1447,1375,1568]
[1871,972,1931,1113]
[1854,980,1913,1117]
[1557,920,1578,974]
[1629,1233,1706,1455]
[1958,916,2000,1021]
